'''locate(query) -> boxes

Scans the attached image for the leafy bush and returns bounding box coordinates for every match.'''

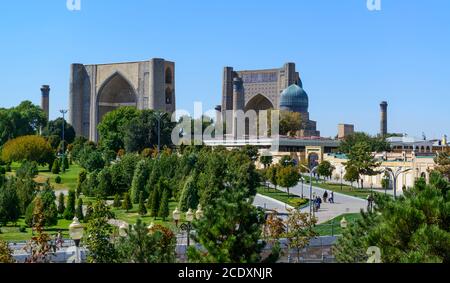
[19,225,26,233]
[55,176,62,184]
[1,135,54,166]
[0,167,5,175]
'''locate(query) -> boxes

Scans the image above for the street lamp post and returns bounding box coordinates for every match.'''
[69,217,84,263]
[174,205,204,248]
[300,164,318,222]
[300,177,304,199]
[340,168,344,191]
[384,167,412,199]
[60,110,68,157]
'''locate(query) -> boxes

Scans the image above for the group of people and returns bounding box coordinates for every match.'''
[313,191,335,212]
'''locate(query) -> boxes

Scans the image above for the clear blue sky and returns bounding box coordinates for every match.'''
[1,0,449,138]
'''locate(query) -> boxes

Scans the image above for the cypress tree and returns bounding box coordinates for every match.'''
[63,190,76,220]
[113,193,121,208]
[158,189,170,221]
[52,159,60,175]
[122,192,132,212]
[138,192,147,216]
[76,198,84,221]
[179,175,199,212]
[57,192,65,215]
[150,188,160,218]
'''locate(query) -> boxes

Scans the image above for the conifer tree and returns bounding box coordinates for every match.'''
[57,192,65,215]
[178,175,199,211]
[51,159,60,175]
[187,187,267,263]
[150,188,160,218]
[63,190,76,220]
[158,189,169,220]
[113,193,121,208]
[76,198,84,221]
[122,192,132,212]
[138,192,147,216]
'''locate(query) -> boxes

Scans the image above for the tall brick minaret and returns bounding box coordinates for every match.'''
[41,85,50,119]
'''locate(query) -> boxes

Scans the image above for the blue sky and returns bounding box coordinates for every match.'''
[0,0,449,138]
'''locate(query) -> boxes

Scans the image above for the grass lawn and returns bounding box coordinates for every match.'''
[111,200,179,229]
[36,164,83,191]
[313,213,362,236]
[0,218,73,242]
[257,187,309,209]
[9,162,83,192]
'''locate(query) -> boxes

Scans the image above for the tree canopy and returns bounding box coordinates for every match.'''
[339,132,391,154]
[1,135,54,166]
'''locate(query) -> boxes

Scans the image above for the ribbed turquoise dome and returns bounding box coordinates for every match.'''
[280,84,309,113]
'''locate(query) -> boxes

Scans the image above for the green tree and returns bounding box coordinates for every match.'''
[0,178,21,225]
[97,106,140,152]
[78,147,105,172]
[178,175,199,212]
[334,176,450,263]
[138,192,147,216]
[1,135,54,166]
[345,142,380,189]
[240,145,259,162]
[57,192,65,215]
[122,192,132,212]
[51,159,60,175]
[317,160,335,181]
[115,220,176,263]
[42,118,76,145]
[187,188,268,263]
[267,165,278,190]
[150,188,161,218]
[276,166,300,198]
[63,190,76,220]
[130,159,151,204]
[25,183,58,227]
[113,193,121,208]
[0,101,47,147]
[344,165,360,188]
[76,170,87,197]
[15,177,37,214]
[96,167,113,198]
[84,200,117,263]
[339,132,391,154]
[76,198,84,221]
[279,156,295,167]
[260,154,273,168]
[158,189,170,221]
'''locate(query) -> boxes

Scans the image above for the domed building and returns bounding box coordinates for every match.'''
[218,62,320,138]
[280,84,320,137]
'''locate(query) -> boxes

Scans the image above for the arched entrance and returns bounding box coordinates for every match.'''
[245,94,274,112]
[97,72,137,124]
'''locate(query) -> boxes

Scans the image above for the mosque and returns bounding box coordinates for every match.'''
[217,62,320,138]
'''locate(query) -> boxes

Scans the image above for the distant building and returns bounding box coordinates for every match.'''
[69,59,175,142]
[338,124,354,139]
[217,62,320,138]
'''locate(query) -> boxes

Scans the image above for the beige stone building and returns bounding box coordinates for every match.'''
[324,152,437,193]
[69,59,175,142]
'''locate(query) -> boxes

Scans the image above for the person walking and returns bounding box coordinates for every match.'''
[329,191,335,203]
[323,191,328,203]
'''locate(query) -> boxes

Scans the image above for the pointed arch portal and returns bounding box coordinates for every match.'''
[97,72,137,124]
[245,94,274,112]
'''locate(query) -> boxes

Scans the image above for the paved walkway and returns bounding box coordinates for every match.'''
[278,183,367,224]
[253,194,292,214]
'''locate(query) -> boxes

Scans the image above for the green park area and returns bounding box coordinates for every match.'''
[257,187,308,209]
